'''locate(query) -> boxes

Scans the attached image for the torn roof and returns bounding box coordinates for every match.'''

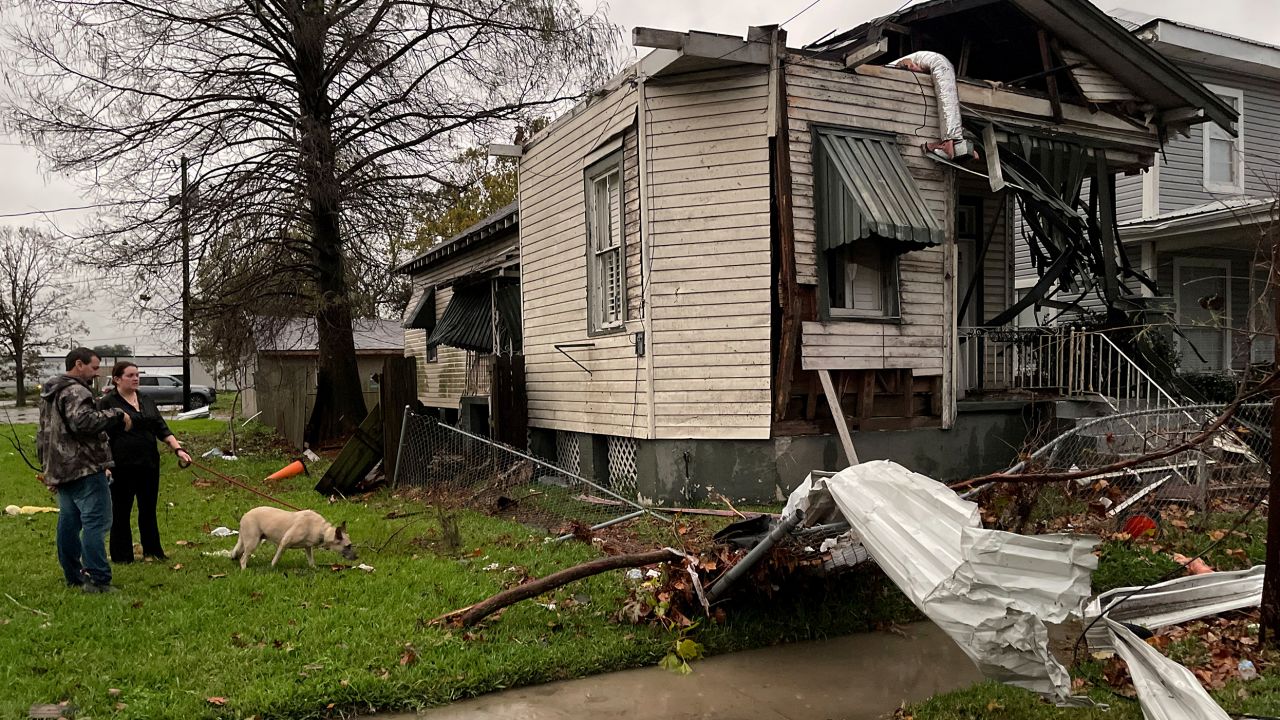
[806,0,1238,135]
[393,202,518,276]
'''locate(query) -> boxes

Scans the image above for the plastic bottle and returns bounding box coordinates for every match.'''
[1239,659,1258,681]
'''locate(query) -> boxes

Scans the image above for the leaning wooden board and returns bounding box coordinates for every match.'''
[315,403,383,495]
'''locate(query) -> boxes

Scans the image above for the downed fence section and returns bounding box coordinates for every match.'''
[972,403,1270,534]
[393,410,668,537]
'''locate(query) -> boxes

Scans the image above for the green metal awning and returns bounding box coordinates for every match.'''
[427,284,492,353]
[816,131,944,251]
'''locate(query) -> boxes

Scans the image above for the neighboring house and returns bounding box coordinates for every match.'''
[1109,12,1280,374]
[512,0,1232,500]
[395,203,524,446]
[241,318,404,447]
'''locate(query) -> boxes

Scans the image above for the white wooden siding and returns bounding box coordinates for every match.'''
[520,80,653,438]
[405,283,467,408]
[788,60,950,376]
[645,67,774,440]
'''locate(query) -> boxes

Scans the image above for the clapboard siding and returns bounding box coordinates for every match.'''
[788,59,951,375]
[404,282,467,408]
[1158,65,1280,213]
[1115,172,1144,223]
[646,68,774,440]
[519,78,649,439]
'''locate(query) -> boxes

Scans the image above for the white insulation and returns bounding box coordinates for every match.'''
[887,51,963,141]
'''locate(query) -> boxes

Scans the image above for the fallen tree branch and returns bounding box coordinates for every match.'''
[435,548,684,627]
[950,374,1279,491]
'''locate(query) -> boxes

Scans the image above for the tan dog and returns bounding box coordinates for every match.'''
[231,507,356,569]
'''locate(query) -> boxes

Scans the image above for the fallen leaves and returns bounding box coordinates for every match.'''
[1101,609,1266,695]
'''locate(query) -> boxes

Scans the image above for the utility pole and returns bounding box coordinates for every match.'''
[1262,234,1280,647]
[180,155,192,412]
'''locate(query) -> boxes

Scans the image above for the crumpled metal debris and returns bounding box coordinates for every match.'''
[1105,617,1231,720]
[785,461,1099,705]
[1084,565,1264,653]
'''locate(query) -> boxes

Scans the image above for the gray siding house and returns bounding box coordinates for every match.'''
[1112,12,1280,374]
[1011,12,1279,378]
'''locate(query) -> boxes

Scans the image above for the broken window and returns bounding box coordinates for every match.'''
[584,151,625,334]
[1203,86,1244,194]
[813,127,941,321]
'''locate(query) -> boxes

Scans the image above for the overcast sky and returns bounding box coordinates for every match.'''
[2,0,1277,354]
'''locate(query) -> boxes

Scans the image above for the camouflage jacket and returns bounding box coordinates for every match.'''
[37,375,126,487]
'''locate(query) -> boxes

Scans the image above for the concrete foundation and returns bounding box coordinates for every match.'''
[632,400,1037,504]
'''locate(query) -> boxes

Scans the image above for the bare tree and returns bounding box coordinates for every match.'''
[2,0,619,442]
[0,227,84,406]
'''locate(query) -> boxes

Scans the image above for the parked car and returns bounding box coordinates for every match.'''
[136,374,216,408]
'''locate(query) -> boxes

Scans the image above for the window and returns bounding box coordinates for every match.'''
[1174,258,1231,372]
[811,127,937,322]
[827,242,899,319]
[139,377,157,387]
[584,151,625,334]
[1203,86,1244,194]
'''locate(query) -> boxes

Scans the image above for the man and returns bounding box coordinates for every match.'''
[37,348,132,593]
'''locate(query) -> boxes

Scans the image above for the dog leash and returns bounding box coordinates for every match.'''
[179,455,304,512]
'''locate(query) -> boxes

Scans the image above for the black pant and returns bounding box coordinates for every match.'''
[109,464,164,562]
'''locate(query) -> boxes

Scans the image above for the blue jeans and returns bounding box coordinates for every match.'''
[56,471,113,586]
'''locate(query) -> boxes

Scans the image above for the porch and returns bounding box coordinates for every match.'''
[957,324,1184,410]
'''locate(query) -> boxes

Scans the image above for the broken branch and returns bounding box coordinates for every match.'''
[435,548,684,627]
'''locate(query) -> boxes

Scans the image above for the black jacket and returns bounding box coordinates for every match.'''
[97,390,174,469]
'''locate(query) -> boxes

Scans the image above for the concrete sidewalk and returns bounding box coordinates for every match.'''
[372,622,980,720]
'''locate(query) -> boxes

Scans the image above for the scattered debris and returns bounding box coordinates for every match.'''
[1083,565,1263,653]
[202,549,235,558]
[435,548,684,627]
[175,406,211,420]
[1172,553,1215,575]
[314,403,382,495]
[4,505,57,516]
[1106,617,1230,720]
[210,526,238,537]
[784,461,1099,706]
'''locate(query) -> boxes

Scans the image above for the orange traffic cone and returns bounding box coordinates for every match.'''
[266,459,307,482]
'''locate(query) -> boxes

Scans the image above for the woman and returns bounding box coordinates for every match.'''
[98,361,193,562]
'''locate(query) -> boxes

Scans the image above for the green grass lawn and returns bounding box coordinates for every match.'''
[0,419,912,719]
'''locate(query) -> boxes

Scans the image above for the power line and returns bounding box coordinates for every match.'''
[0,202,142,219]
[779,0,826,29]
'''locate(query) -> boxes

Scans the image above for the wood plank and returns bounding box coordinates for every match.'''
[818,369,858,466]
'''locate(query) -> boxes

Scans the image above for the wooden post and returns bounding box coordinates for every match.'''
[818,369,858,466]
[1037,30,1063,124]
[1262,241,1280,647]
[380,356,417,486]
[771,28,802,424]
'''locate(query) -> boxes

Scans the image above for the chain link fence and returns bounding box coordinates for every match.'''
[393,410,670,540]
[974,403,1270,535]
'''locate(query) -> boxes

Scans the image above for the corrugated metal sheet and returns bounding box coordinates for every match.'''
[427,284,492,353]
[816,131,944,251]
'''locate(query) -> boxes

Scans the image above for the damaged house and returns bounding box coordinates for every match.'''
[434,0,1239,502]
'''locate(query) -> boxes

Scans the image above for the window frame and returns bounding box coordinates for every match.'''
[583,149,626,336]
[812,124,903,323]
[1201,84,1245,195]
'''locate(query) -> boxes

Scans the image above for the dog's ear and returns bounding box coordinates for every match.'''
[336,521,347,538]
